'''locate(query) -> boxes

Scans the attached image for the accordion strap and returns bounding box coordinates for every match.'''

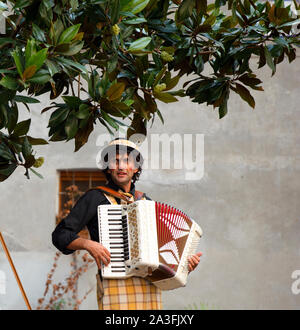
[93,185,145,203]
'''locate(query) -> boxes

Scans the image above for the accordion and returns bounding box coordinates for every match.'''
[98,200,203,290]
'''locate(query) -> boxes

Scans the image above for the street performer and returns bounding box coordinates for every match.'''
[52,138,202,310]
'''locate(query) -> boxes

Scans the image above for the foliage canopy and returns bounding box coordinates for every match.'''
[0,0,299,181]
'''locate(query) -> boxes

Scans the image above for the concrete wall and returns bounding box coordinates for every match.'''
[0,56,300,310]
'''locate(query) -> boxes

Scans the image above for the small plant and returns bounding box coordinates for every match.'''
[37,184,94,310]
[37,251,94,310]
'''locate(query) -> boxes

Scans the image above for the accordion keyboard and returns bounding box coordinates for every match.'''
[98,205,130,278]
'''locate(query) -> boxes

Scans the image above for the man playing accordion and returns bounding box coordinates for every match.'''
[52,138,202,310]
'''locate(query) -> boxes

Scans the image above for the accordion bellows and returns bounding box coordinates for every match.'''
[98,200,203,290]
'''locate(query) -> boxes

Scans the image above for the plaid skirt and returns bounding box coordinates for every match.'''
[96,274,162,310]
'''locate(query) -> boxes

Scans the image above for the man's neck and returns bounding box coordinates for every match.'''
[111,179,132,193]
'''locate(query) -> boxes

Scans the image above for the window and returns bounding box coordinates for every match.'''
[56,169,107,238]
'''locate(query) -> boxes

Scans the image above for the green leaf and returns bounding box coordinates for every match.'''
[121,0,150,14]
[234,83,255,108]
[25,39,36,65]
[55,57,87,74]
[22,65,37,80]
[11,49,24,78]
[153,67,167,86]
[176,0,196,23]
[218,100,228,119]
[124,17,147,24]
[26,48,48,71]
[65,115,78,139]
[27,136,49,145]
[45,59,60,76]
[13,119,31,136]
[49,108,70,126]
[264,46,276,75]
[111,0,120,25]
[14,95,40,103]
[55,40,84,56]
[74,118,94,151]
[76,104,91,119]
[156,108,164,124]
[0,76,19,90]
[58,24,81,45]
[29,167,44,179]
[153,91,178,103]
[165,75,180,91]
[27,69,51,84]
[7,103,19,134]
[0,143,15,161]
[62,96,82,109]
[101,110,119,130]
[106,82,125,101]
[278,18,300,28]
[0,163,18,181]
[14,0,33,9]
[128,37,151,52]
[32,23,46,42]
[22,136,32,159]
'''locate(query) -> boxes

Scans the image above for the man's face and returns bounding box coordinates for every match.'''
[107,151,138,185]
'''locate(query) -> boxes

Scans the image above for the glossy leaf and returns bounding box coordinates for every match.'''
[58,24,81,45]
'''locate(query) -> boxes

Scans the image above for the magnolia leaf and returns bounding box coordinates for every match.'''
[13,118,31,136]
[128,37,151,52]
[65,115,78,140]
[0,76,19,90]
[106,82,125,101]
[153,91,178,103]
[11,49,24,78]
[26,48,48,72]
[14,95,40,103]
[121,0,150,15]
[264,46,276,75]
[58,24,81,45]
[29,167,44,179]
[22,65,37,81]
[234,83,255,109]
[27,136,49,145]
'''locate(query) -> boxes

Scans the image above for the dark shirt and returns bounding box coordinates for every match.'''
[52,179,151,255]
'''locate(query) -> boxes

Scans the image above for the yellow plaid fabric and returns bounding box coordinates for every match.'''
[97,191,162,310]
[97,276,162,310]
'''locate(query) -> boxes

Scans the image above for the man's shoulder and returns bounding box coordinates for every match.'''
[82,187,109,204]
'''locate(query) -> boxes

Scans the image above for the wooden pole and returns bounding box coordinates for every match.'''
[0,232,32,310]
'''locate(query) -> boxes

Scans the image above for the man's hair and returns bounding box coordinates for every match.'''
[101,140,143,184]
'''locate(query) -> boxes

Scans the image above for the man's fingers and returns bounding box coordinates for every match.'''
[102,248,111,264]
[95,258,102,269]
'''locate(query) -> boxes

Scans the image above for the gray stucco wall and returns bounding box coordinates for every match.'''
[0,56,299,310]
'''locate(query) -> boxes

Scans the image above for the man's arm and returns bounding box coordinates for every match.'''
[52,190,110,268]
[66,237,110,269]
